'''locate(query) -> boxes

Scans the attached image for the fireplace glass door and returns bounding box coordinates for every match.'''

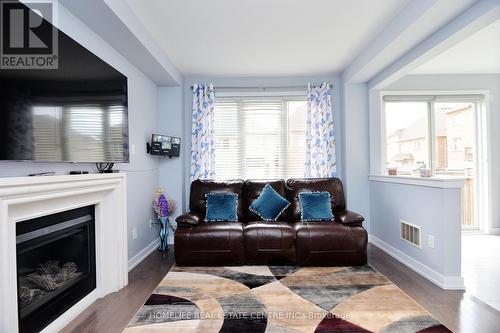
[16,206,96,333]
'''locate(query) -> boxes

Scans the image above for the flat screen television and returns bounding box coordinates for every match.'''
[0,1,129,162]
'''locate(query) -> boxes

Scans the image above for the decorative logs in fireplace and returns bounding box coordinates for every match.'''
[18,260,82,309]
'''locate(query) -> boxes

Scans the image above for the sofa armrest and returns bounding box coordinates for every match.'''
[334,209,364,226]
[175,212,201,228]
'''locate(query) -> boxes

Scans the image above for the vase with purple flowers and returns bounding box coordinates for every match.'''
[152,188,176,251]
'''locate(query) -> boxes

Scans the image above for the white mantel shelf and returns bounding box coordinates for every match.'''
[0,172,125,189]
[369,174,467,189]
[0,173,128,333]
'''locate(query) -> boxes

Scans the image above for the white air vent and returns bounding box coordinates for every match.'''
[400,220,421,247]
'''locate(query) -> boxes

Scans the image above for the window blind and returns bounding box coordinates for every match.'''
[214,96,307,180]
[64,106,106,161]
[33,106,63,161]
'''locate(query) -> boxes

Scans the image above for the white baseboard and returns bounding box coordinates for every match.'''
[128,239,160,271]
[369,234,465,290]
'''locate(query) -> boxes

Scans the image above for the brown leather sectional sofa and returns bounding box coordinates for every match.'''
[174,178,367,266]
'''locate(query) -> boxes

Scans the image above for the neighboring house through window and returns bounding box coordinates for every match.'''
[383,97,477,176]
[384,101,429,175]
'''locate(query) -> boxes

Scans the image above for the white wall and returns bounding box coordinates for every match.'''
[0,3,162,263]
[158,86,185,243]
[384,74,500,230]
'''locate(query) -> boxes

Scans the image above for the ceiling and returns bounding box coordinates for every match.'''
[125,0,410,77]
[412,19,500,74]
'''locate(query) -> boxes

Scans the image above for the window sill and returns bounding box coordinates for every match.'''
[369,174,467,189]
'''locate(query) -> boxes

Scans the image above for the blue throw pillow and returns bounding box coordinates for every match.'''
[298,191,333,222]
[205,192,238,222]
[250,184,290,221]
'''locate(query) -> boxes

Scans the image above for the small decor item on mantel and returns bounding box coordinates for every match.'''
[152,188,176,251]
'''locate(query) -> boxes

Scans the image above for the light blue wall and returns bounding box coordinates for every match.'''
[370,181,462,277]
[340,83,371,232]
[158,86,185,243]
[182,75,342,210]
[0,3,161,262]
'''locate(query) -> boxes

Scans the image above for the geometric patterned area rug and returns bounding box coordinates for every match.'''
[124,265,451,333]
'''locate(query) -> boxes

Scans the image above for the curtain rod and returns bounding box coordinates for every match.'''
[190,83,333,90]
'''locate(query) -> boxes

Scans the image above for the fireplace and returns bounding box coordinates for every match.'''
[0,173,127,333]
[16,206,96,333]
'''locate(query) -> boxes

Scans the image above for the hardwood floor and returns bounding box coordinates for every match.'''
[62,244,500,333]
[369,245,500,333]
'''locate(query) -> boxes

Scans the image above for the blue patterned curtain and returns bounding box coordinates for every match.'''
[190,84,216,181]
[305,82,336,177]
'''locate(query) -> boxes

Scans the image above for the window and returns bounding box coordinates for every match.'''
[384,102,429,175]
[383,98,478,177]
[214,96,307,180]
[464,147,473,161]
[451,137,463,152]
[434,102,474,175]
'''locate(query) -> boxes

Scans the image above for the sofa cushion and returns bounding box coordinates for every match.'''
[174,222,244,266]
[205,192,238,222]
[298,191,333,221]
[243,179,290,222]
[244,222,296,264]
[286,178,346,222]
[294,222,367,266]
[189,179,244,221]
[250,184,290,221]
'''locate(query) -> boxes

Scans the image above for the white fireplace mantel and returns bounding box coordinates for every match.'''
[0,173,128,333]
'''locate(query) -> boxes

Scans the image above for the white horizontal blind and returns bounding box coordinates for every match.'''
[286,100,307,177]
[105,105,126,160]
[214,96,307,180]
[33,106,63,160]
[65,106,106,161]
[214,99,240,179]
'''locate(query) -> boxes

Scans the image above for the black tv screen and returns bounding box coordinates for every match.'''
[0,1,129,162]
